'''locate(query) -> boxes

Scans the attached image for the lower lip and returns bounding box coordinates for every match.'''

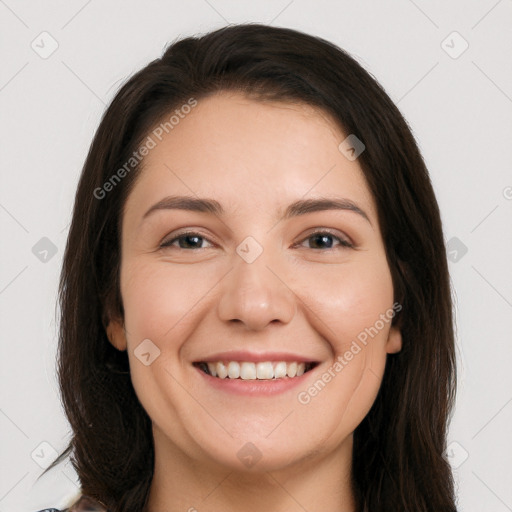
[194,365,315,396]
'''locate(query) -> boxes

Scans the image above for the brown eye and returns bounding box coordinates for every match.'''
[298,230,353,250]
[160,232,213,249]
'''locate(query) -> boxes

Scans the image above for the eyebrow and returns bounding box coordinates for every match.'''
[142,195,371,224]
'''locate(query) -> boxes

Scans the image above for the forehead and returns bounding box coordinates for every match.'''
[123,91,376,224]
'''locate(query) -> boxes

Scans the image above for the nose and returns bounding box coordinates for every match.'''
[216,252,297,331]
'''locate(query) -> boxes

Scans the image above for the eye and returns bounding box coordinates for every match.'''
[159,229,353,251]
[296,230,354,250]
[160,231,214,250]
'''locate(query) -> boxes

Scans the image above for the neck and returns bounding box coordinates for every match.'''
[146,425,356,512]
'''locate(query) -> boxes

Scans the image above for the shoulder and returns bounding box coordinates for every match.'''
[35,495,107,512]
[34,509,67,512]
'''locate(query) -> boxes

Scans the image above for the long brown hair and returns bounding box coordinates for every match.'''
[44,23,457,511]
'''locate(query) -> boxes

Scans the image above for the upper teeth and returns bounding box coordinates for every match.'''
[204,361,308,380]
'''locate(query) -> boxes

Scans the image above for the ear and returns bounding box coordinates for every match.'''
[385,326,402,354]
[106,318,127,352]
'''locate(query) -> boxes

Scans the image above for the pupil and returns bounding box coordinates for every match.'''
[181,235,201,248]
[312,234,333,249]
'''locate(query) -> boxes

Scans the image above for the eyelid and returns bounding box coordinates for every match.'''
[159,227,355,250]
[294,228,354,249]
[160,229,216,249]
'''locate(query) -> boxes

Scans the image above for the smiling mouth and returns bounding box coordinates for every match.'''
[193,361,319,380]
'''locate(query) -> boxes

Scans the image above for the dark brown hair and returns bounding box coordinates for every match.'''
[44,23,457,511]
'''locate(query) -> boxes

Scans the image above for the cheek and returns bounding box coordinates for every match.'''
[119,261,216,435]
[291,265,394,443]
[120,260,218,342]
[119,260,223,406]
[293,255,394,408]
[297,255,395,349]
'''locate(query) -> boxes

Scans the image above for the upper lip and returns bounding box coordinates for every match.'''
[194,350,320,363]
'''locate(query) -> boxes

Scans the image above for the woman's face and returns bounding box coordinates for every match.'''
[109,91,401,472]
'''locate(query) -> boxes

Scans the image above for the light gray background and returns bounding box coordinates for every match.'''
[1,1,511,510]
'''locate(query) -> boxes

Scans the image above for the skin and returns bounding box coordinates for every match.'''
[108,91,402,512]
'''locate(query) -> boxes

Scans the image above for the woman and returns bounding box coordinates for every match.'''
[38,23,457,512]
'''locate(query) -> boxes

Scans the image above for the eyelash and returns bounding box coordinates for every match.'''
[159,229,354,250]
